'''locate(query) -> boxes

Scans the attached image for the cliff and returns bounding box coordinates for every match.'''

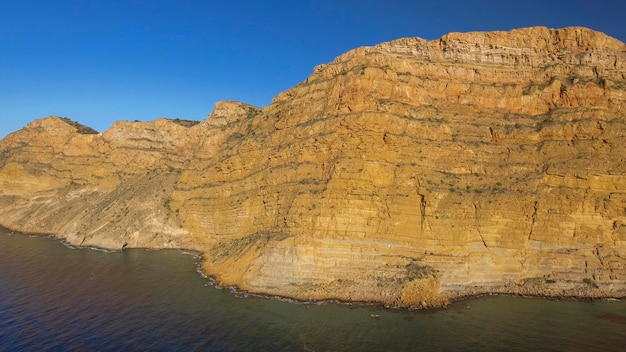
[1,26,625,308]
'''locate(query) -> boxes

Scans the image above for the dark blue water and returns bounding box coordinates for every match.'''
[1,230,625,351]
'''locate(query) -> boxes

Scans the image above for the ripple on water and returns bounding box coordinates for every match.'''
[0,231,625,351]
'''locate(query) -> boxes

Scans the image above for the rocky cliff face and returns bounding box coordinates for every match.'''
[1,26,625,307]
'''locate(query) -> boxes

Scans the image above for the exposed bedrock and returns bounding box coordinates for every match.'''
[1,26,625,307]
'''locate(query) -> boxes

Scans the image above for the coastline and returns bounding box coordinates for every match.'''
[1,26,625,314]
[2,225,624,310]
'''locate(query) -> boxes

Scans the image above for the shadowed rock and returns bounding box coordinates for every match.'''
[1,26,625,308]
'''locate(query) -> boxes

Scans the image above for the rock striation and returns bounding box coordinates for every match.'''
[1,27,625,307]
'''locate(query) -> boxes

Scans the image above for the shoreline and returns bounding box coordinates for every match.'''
[2,226,624,310]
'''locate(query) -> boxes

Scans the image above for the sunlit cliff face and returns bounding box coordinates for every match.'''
[1,26,625,308]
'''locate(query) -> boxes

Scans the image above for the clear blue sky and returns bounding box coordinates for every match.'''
[1,0,625,138]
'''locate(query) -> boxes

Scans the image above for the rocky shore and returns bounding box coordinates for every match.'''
[1,26,625,308]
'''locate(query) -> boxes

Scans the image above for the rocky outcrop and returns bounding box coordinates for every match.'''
[1,27,625,307]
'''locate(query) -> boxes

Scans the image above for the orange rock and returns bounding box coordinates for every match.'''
[1,27,625,306]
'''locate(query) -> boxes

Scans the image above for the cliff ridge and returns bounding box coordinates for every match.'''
[1,26,625,308]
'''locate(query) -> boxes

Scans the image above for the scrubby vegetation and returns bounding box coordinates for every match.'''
[59,117,99,134]
[169,118,201,127]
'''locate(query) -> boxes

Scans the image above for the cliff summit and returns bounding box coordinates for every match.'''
[1,26,625,308]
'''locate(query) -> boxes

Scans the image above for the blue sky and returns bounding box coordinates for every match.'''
[1,0,625,138]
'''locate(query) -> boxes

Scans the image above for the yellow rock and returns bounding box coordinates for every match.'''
[1,27,625,306]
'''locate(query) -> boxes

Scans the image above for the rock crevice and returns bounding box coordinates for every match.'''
[1,26,625,307]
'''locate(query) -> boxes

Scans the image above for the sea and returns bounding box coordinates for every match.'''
[1,229,625,352]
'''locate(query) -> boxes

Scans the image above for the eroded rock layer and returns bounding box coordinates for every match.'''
[1,27,625,307]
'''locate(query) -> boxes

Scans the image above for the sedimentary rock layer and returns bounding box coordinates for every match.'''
[1,26,625,307]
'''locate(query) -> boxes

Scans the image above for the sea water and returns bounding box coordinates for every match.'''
[1,230,625,351]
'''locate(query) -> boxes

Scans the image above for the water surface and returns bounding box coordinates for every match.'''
[1,230,624,351]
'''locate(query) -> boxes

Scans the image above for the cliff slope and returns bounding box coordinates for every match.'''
[1,27,625,307]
